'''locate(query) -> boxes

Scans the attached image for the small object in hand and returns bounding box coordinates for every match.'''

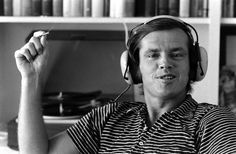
[33,31,50,38]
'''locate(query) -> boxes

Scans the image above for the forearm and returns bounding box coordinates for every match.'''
[18,77,48,154]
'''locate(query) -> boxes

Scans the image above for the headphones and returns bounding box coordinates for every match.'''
[120,15,208,85]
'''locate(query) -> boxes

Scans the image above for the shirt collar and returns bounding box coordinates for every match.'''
[170,95,198,119]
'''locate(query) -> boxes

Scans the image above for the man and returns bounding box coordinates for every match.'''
[15,16,236,154]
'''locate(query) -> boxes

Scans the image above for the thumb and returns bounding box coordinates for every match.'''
[40,35,47,47]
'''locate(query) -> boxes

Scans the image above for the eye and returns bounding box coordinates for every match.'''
[170,50,187,60]
[145,50,160,59]
[171,52,184,58]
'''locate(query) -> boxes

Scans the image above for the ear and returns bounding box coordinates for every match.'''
[195,46,208,81]
[120,50,133,84]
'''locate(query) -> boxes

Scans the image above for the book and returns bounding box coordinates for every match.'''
[109,0,116,17]
[115,0,135,17]
[13,0,21,16]
[4,0,13,16]
[135,0,145,17]
[42,0,52,16]
[32,0,42,16]
[63,0,71,17]
[91,0,104,17]
[190,0,205,17]
[202,0,208,17]
[179,0,190,17]
[197,0,203,17]
[21,0,32,16]
[53,0,63,16]
[219,65,236,115]
[104,0,109,17]
[71,0,83,17]
[222,0,227,17]
[83,0,91,17]
[158,0,169,15]
[0,0,3,15]
[145,0,155,17]
[168,0,179,16]
[155,0,159,15]
[228,0,234,17]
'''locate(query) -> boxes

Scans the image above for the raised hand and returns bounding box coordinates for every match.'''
[14,31,49,81]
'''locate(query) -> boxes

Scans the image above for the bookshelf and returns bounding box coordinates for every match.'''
[0,0,224,123]
[0,16,210,24]
[221,18,236,25]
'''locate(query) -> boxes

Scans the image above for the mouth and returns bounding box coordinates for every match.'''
[156,74,176,80]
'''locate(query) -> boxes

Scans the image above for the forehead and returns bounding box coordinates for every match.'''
[140,28,189,48]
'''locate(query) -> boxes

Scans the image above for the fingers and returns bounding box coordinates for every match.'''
[33,31,48,46]
[29,36,43,55]
[19,31,47,62]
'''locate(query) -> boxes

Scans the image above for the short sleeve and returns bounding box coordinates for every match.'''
[66,102,118,153]
[197,106,236,153]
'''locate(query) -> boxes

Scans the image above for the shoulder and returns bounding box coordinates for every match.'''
[195,103,236,153]
[196,102,236,139]
[196,102,236,125]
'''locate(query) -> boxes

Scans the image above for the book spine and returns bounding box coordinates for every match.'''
[32,0,42,16]
[168,0,179,16]
[228,0,234,17]
[155,0,159,15]
[13,0,21,16]
[42,0,52,16]
[197,0,203,17]
[135,0,145,17]
[222,0,227,17]
[190,0,198,17]
[158,0,169,15]
[83,0,91,17]
[4,0,13,16]
[124,0,135,17]
[179,0,189,17]
[63,0,71,17]
[71,0,83,17]
[115,0,135,17]
[109,0,116,17]
[53,0,63,16]
[0,0,3,15]
[202,0,208,17]
[21,0,32,16]
[104,0,109,17]
[91,0,104,17]
[145,0,155,17]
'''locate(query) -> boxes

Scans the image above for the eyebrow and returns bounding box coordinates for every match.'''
[169,47,186,52]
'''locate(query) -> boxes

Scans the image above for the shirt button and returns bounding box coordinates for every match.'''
[139,141,144,146]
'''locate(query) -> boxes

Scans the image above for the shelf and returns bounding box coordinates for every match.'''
[221,18,236,25]
[0,16,210,25]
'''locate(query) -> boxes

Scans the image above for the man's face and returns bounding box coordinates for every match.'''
[139,28,190,99]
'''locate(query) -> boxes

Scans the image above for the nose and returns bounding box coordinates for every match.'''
[159,64,173,69]
[158,54,173,69]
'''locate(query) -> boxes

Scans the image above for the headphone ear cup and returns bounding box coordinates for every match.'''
[120,50,133,84]
[195,46,208,81]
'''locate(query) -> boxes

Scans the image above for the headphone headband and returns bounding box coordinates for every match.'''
[137,15,199,45]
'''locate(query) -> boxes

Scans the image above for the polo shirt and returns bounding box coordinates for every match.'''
[67,95,236,153]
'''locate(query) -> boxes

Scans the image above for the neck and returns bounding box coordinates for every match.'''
[144,92,187,127]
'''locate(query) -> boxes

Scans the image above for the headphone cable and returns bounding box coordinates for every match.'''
[113,84,131,102]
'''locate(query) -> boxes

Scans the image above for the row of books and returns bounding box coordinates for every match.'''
[0,0,208,18]
[222,0,236,17]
